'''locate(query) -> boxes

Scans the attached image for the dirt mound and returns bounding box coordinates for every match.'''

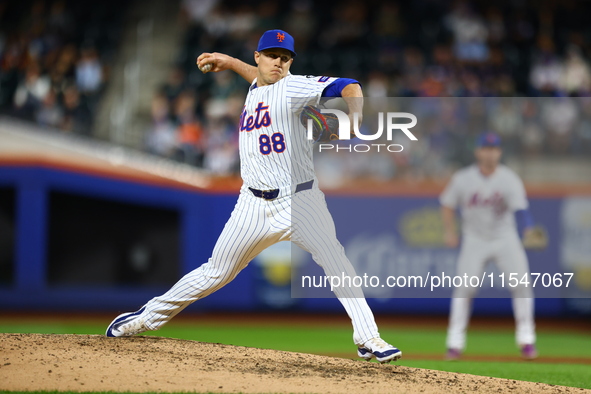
[0,333,587,394]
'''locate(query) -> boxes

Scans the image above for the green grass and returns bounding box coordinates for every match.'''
[397,361,591,389]
[6,321,588,357]
[1,320,590,390]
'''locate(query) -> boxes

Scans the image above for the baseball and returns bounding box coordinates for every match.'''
[199,63,212,73]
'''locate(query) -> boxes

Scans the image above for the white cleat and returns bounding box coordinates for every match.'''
[106,306,149,337]
[357,338,402,364]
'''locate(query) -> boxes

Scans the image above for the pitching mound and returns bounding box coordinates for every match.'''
[0,333,587,394]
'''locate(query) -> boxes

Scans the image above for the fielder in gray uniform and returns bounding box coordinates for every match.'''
[106,29,401,364]
[441,132,537,360]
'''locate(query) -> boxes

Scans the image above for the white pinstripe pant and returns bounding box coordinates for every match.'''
[142,183,380,345]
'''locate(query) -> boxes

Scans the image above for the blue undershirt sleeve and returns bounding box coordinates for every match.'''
[515,209,534,236]
[321,78,360,97]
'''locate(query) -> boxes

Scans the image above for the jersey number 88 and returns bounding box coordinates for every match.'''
[259,133,285,154]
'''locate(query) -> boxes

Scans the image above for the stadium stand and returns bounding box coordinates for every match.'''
[2,0,591,181]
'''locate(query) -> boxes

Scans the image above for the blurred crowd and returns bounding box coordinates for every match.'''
[0,0,125,135]
[145,66,244,175]
[2,0,591,179]
[147,0,591,177]
[315,96,591,185]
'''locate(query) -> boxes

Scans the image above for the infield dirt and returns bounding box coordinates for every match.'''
[0,333,589,394]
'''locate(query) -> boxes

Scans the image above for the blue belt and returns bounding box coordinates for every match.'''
[249,180,314,201]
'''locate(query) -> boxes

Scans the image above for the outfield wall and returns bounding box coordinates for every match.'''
[1,119,590,316]
[1,162,590,317]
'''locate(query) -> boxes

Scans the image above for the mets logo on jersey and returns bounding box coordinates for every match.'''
[240,102,272,131]
[468,192,508,216]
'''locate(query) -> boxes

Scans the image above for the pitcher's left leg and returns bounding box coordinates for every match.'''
[291,188,377,343]
[291,188,400,362]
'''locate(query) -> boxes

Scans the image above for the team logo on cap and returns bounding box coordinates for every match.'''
[276,32,285,42]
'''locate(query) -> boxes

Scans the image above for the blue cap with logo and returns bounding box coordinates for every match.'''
[476,132,501,147]
[257,29,297,58]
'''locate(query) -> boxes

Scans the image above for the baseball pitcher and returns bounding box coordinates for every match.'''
[106,30,401,364]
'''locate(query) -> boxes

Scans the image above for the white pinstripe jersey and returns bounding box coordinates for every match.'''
[238,74,339,190]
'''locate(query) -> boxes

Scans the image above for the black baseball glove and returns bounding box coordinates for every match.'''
[299,105,340,143]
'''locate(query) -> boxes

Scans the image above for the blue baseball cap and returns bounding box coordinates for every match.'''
[257,29,297,58]
[476,132,501,147]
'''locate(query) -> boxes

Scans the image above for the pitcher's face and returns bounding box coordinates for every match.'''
[255,49,293,86]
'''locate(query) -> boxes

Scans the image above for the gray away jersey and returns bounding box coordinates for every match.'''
[440,164,529,240]
[238,74,339,190]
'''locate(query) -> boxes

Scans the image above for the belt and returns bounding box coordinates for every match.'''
[249,180,314,201]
